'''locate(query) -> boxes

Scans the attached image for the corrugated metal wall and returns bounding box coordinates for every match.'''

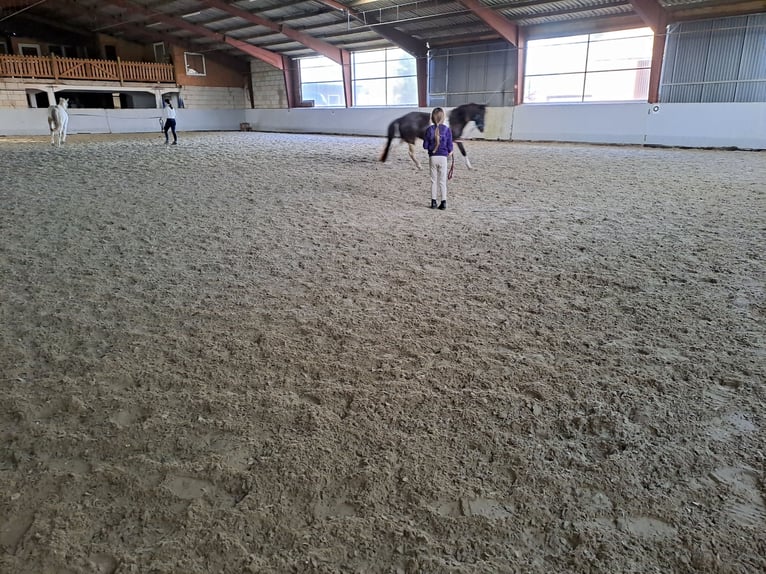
[661,13,766,103]
[428,41,516,107]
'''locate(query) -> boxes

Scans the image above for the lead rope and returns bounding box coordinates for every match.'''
[447,153,455,180]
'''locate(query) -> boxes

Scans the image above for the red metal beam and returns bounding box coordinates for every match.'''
[314,0,427,57]
[628,2,668,104]
[196,0,351,66]
[198,0,354,106]
[456,0,518,46]
[628,0,666,32]
[282,55,299,108]
[103,0,283,69]
[673,1,766,21]
[416,56,427,107]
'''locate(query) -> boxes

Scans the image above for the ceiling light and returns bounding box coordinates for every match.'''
[182,11,201,18]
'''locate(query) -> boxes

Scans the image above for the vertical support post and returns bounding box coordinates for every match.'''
[514,28,526,106]
[117,56,124,85]
[50,53,59,81]
[282,55,298,108]
[648,18,667,104]
[341,50,352,108]
[416,54,428,107]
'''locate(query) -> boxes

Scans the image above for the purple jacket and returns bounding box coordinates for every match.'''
[423,124,453,157]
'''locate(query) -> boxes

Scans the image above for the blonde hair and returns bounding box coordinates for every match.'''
[430,107,445,153]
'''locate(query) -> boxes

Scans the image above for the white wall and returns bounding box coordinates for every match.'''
[511,102,648,145]
[2,103,765,150]
[511,102,766,149]
[244,107,431,136]
[0,108,244,135]
[645,103,766,149]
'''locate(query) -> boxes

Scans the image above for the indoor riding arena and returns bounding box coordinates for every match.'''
[1,131,764,573]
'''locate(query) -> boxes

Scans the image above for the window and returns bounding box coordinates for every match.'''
[153,42,168,63]
[184,52,206,76]
[352,48,417,106]
[18,43,41,57]
[525,28,653,103]
[0,41,9,55]
[48,45,73,58]
[299,56,344,107]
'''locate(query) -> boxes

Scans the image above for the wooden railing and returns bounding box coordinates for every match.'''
[0,54,174,84]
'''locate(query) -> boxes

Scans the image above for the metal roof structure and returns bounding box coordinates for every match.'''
[1,0,764,67]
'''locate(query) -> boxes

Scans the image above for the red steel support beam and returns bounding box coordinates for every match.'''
[456,0,518,46]
[104,0,283,69]
[314,0,427,57]
[340,49,352,107]
[629,0,666,32]
[315,0,427,106]
[282,55,299,108]
[629,1,668,104]
[199,0,358,105]
[197,0,351,67]
[416,55,427,107]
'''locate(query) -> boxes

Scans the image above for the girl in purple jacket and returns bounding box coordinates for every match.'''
[423,107,453,210]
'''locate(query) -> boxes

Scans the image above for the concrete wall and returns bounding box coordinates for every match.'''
[177,86,246,109]
[250,60,287,109]
[2,102,765,151]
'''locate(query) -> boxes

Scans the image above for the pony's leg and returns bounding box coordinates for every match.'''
[61,118,68,144]
[456,141,472,169]
[408,143,421,170]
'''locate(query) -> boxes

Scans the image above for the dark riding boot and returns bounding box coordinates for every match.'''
[438,200,446,210]
[430,199,437,209]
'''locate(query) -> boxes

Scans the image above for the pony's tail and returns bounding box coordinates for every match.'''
[380,119,398,162]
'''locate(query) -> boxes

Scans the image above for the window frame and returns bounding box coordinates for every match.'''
[183,52,206,76]
[351,48,417,107]
[524,28,654,104]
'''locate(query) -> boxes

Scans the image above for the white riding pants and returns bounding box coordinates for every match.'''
[429,155,448,202]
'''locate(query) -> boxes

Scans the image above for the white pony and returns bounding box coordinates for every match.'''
[47,98,69,147]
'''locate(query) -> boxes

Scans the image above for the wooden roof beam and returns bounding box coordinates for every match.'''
[103,0,284,69]
[456,0,519,46]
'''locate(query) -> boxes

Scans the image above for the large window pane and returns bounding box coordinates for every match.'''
[587,34,653,72]
[583,69,648,101]
[525,73,585,103]
[525,36,589,75]
[300,56,344,107]
[353,50,384,64]
[355,79,387,106]
[387,77,417,106]
[354,61,386,80]
[387,55,416,76]
[351,47,417,106]
[524,27,653,103]
[300,57,342,83]
[302,82,344,107]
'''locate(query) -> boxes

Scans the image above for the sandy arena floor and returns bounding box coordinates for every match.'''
[0,131,764,573]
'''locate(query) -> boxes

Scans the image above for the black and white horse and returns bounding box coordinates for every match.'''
[380,103,487,169]
[47,97,69,147]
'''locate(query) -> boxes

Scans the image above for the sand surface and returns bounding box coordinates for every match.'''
[1,131,765,573]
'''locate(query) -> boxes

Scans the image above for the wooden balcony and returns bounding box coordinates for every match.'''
[0,54,175,84]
